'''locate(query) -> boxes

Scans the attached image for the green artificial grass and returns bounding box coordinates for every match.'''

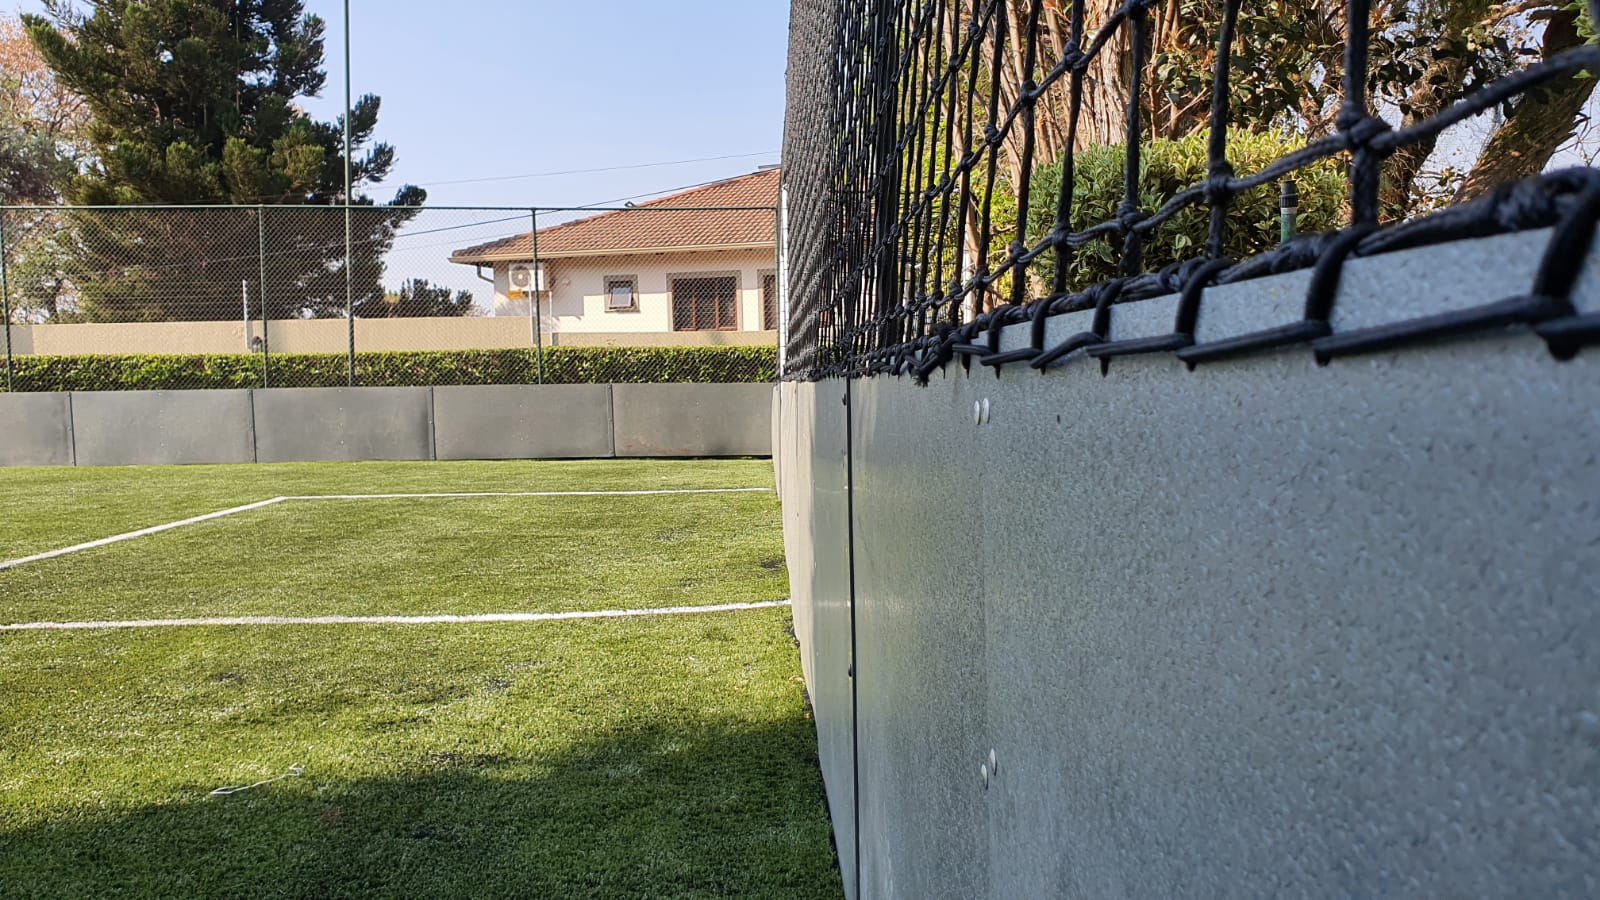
[0,458,773,561]
[0,460,842,899]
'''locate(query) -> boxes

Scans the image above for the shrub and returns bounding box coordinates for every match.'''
[3,346,777,392]
[1024,128,1347,290]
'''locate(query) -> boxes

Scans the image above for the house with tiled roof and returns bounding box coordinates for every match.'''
[450,168,779,338]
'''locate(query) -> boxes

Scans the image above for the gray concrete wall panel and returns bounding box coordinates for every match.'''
[849,374,991,900]
[782,226,1600,897]
[612,383,772,456]
[70,390,253,466]
[779,380,859,899]
[253,387,432,463]
[0,393,73,466]
[433,385,613,460]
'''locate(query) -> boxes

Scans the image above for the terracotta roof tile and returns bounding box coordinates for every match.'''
[450,168,779,262]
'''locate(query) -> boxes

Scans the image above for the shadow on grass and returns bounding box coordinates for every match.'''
[0,716,845,900]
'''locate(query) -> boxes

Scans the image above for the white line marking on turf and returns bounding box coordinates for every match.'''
[0,497,290,573]
[282,488,774,500]
[0,600,792,631]
[0,488,773,572]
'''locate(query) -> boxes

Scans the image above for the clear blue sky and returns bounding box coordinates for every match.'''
[12,0,789,208]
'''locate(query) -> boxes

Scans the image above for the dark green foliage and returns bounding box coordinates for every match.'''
[21,1,423,321]
[357,279,476,318]
[3,346,777,391]
[1025,129,1346,291]
[0,123,70,205]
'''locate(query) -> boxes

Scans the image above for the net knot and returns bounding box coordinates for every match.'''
[1116,202,1146,234]
[1061,41,1085,70]
[983,124,1002,147]
[1338,111,1392,151]
[1203,163,1236,206]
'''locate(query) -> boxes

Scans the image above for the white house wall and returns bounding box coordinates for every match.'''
[491,248,775,334]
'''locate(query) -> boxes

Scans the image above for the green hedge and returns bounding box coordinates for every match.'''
[1,346,777,392]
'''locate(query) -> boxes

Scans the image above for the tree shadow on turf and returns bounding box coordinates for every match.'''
[0,716,845,900]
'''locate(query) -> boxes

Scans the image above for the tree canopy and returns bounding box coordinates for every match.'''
[17,0,450,321]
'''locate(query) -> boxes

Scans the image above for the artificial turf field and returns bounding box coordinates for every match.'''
[0,459,844,899]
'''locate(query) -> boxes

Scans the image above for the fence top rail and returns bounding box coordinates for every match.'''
[0,204,779,214]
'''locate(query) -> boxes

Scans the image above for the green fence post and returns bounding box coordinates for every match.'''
[1280,179,1299,244]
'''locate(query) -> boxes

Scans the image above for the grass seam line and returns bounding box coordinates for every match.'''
[0,600,794,631]
[0,497,291,572]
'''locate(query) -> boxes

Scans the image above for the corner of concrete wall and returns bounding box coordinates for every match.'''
[782,225,1600,898]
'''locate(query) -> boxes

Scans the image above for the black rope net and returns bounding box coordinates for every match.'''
[781,0,1600,380]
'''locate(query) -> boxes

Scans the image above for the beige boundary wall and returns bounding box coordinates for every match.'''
[6,319,777,356]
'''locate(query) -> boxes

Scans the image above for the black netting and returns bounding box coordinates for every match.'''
[781,0,1600,380]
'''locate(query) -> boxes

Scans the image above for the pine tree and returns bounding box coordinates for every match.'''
[358,279,476,318]
[23,0,425,321]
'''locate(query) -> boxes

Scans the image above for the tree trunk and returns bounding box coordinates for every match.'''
[1454,9,1595,202]
[1377,2,1498,217]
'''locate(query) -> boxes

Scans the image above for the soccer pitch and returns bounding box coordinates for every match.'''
[0,459,844,899]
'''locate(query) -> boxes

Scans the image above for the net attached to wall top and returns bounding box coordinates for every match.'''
[780,0,1600,381]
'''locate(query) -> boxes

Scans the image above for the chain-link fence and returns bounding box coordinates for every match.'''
[0,194,780,391]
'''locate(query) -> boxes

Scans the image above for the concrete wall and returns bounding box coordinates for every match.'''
[0,384,771,466]
[253,387,434,463]
[71,390,255,466]
[6,318,776,355]
[0,393,74,466]
[613,383,775,457]
[433,384,613,460]
[780,226,1600,899]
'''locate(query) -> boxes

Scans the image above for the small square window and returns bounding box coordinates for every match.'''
[605,276,638,312]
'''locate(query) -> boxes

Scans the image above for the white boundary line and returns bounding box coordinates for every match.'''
[282,488,774,501]
[0,497,291,572]
[0,599,792,631]
[0,487,773,573]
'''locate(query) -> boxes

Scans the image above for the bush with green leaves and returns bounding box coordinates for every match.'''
[3,346,777,392]
[1024,128,1346,291]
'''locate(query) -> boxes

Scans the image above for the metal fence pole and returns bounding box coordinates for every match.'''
[344,208,355,387]
[529,208,544,385]
[774,202,784,377]
[0,210,11,392]
[343,0,355,387]
[257,206,270,388]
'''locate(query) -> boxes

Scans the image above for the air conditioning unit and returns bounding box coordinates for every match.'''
[507,262,545,295]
